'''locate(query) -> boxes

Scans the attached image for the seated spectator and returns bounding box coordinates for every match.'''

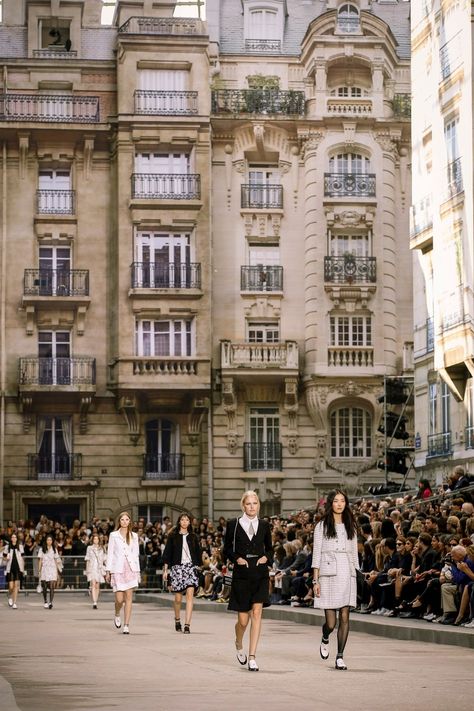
[416,479,433,500]
[437,544,474,625]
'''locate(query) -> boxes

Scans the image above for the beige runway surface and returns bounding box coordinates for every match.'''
[1,594,472,711]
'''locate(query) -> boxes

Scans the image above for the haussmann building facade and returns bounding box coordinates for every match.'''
[0,0,414,525]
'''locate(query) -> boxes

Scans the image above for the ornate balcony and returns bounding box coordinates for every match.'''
[324,256,376,284]
[19,357,96,389]
[131,263,201,289]
[328,347,374,367]
[36,190,75,215]
[244,443,282,471]
[446,158,463,199]
[143,454,184,481]
[0,94,99,122]
[27,453,82,480]
[244,39,281,53]
[131,173,200,200]
[326,98,372,117]
[324,173,376,198]
[211,89,305,116]
[427,432,452,457]
[24,269,89,297]
[134,90,198,115]
[240,266,283,292]
[118,16,204,35]
[241,184,283,209]
[108,357,211,392]
[221,341,298,371]
[392,94,411,118]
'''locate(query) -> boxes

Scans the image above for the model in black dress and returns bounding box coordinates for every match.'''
[223,491,273,671]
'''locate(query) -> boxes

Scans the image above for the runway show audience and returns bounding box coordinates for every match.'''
[1,467,473,628]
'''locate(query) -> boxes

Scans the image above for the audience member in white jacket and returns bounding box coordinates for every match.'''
[105,511,140,634]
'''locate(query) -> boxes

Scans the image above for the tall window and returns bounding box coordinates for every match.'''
[466,380,474,447]
[38,331,71,384]
[248,9,278,39]
[247,407,280,470]
[135,153,191,174]
[337,4,360,33]
[330,87,367,98]
[329,233,370,256]
[428,383,437,435]
[36,416,72,477]
[37,247,71,295]
[330,407,372,458]
[138,70,187,92]
[330,316,372,347]
[329,153,371,174]
[145,419,180,477]
[441,381,450,434]
[135,232,191,287]
[444,117,460,162]
[136,319,193,357]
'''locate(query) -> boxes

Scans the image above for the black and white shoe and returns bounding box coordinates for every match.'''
[335,657,347,670]
[114,615,121,629]
[248,656,259,672]
[320,638,330,660]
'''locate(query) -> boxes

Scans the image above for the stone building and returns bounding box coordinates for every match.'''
[411,0,474,483]
[0,0,413,525]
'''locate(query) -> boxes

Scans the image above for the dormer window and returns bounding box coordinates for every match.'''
[40,18,71,50]
[337,4,360,34]
[243,1,284,53]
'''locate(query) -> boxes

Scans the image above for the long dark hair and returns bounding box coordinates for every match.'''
[172,513,198,543]
[321,490,357,540]
[42,534,57,553]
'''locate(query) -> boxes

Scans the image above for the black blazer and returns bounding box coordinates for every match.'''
[162,532,201,567]
[223,518,273,565]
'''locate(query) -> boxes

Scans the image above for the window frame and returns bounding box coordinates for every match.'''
[330,406,372,459]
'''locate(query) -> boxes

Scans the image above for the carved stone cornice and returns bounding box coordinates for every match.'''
[79,396,92,434]
[298,129,325,159]
[118,395,140,444]
[375,129,402,157]
[187,396,209,446]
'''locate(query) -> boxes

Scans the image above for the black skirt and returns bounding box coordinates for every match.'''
[6,554,23,584]
[228,559,270,612]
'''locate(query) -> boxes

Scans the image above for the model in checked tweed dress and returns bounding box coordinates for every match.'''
[312,490,359,670]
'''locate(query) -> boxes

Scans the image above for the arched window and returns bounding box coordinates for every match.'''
[329,152,371,174]
[337,4,360,33]
[330,407,372,458]
[145,419,182,478]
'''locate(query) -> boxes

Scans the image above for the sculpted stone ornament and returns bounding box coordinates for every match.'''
[227,432,238,455]
[287,436,298,455]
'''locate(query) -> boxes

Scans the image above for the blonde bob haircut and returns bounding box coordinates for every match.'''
[240,490,260,513]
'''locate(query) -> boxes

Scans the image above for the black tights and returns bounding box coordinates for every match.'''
[42,581,56,604]
[322,606,350,656]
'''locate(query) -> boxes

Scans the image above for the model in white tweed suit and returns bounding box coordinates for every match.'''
[312,520,359,610]
[312,490,359,671]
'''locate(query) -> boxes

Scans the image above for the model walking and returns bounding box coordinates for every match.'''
[162,513,201,633]
[223,490,272,672]
[3,533,25,609]
[105,511,140,634]
[85,533,107,609]
[312,489,359,670]
[38,535,62,609]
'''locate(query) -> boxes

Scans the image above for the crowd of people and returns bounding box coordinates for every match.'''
[1,465,473,630]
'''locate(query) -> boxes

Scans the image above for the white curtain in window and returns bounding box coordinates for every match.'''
[61,417,73,455]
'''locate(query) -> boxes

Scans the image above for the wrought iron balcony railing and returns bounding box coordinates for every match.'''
[134,90,198,115]
[36,190,75,214]
[244,39,281,53]
[143,453,184,480]
[118,16,204,35]
[244,442,282,471]
[324,173,376,198]
[24,269,89,297]
[446,157,463,198]
[426,317,434,353]
[33,49,78,58]
[131,262,201,289]
[240,265,283,292]
[324,256,376,283]
[241,184,283,209]
[211,89,305,116]
[392,94,411,118]
[328,347,374,367]
[465,426,474,450]
[131,173,201,200]
[0,93,99,122]
[221,340,299,370]
[19,357,96,386]
[439,33,463,81]
[337,17,360,33]
[28,453,82,480]
[427,432,452,457]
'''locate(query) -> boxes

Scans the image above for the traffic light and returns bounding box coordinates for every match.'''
[377,412,409,440]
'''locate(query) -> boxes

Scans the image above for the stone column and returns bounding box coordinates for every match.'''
[375,131,401,373]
